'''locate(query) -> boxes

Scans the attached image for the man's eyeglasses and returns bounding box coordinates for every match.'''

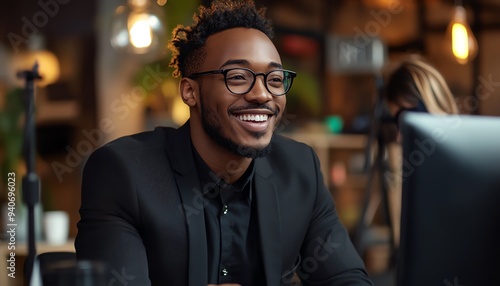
[188,68,297,96]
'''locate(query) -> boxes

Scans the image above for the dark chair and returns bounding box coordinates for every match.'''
[37,252,77,286]
[25,251,107,286]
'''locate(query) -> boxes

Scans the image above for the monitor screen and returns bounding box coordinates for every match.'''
[397,113,500,286]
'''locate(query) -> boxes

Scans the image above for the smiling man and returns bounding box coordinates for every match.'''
[182,26,288,181]
[76,1,373,285]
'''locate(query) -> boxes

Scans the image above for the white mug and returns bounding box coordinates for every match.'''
[43,211,69,245]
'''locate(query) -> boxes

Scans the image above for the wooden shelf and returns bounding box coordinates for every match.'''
[282,131,369,231]
[281,132,367,150]
[281,132,367,185]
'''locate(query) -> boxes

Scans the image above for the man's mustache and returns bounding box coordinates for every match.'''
[228,104,279,116]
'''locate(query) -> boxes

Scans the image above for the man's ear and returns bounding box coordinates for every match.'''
[180,78,198,107]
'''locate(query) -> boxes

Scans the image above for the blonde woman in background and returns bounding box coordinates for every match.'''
[386,55,459,126]
[383,55,459,246]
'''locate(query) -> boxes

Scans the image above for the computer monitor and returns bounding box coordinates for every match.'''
[397,113,500,286]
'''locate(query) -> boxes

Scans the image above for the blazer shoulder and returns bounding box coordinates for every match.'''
[272,134,315,156]
[266,134,320,172]
[98,126,182,151]
[88,126,180,164]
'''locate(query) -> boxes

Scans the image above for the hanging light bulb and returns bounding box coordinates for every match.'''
[110,0,167,55]
[445,3,478,64]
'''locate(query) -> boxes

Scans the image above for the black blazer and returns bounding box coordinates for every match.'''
[75,122,372,286]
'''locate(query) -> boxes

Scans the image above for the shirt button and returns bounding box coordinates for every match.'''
[221,268,229,276]
[222,205,228,215]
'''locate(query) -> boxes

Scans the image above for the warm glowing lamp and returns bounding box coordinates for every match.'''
[11,35,60,87]
[19,51,60,87]
[445,4,478,65]
[110,0,167,55]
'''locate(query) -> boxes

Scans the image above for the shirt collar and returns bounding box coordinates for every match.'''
[192,145,254,199]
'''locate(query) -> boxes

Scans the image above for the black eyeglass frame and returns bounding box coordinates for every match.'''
[188,67,297,96]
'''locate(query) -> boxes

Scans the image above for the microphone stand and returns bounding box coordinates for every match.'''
[17,62,42,285]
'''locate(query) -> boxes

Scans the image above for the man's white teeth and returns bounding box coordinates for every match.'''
[237,114,269,122]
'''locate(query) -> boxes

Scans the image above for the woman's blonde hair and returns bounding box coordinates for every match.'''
[386,55,459,114]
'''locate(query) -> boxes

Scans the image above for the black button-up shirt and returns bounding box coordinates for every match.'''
[193,148,265,285]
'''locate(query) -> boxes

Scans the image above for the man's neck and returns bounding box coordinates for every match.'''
[191,129,252,184]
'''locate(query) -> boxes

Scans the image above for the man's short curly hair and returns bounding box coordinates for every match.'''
[168,0,274,78]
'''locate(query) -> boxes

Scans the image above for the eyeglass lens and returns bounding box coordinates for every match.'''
[225,69,293,95]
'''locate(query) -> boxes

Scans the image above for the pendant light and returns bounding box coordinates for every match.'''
[445,1,478,64]
[110,0,167,55]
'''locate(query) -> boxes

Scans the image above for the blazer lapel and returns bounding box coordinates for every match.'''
[255,157,282,285]
[176,173,208,286]
[162,122,208,286]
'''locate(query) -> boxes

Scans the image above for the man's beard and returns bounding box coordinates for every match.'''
[200,97,277,159]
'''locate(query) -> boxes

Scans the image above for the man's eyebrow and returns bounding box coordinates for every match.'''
[220,59,250,68]
[268,62,283,69]
[219,60,284,69]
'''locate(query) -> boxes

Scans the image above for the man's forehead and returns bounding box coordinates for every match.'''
[203,27,281,68]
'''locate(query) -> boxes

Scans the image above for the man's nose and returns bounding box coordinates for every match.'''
[244,75,272,103]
